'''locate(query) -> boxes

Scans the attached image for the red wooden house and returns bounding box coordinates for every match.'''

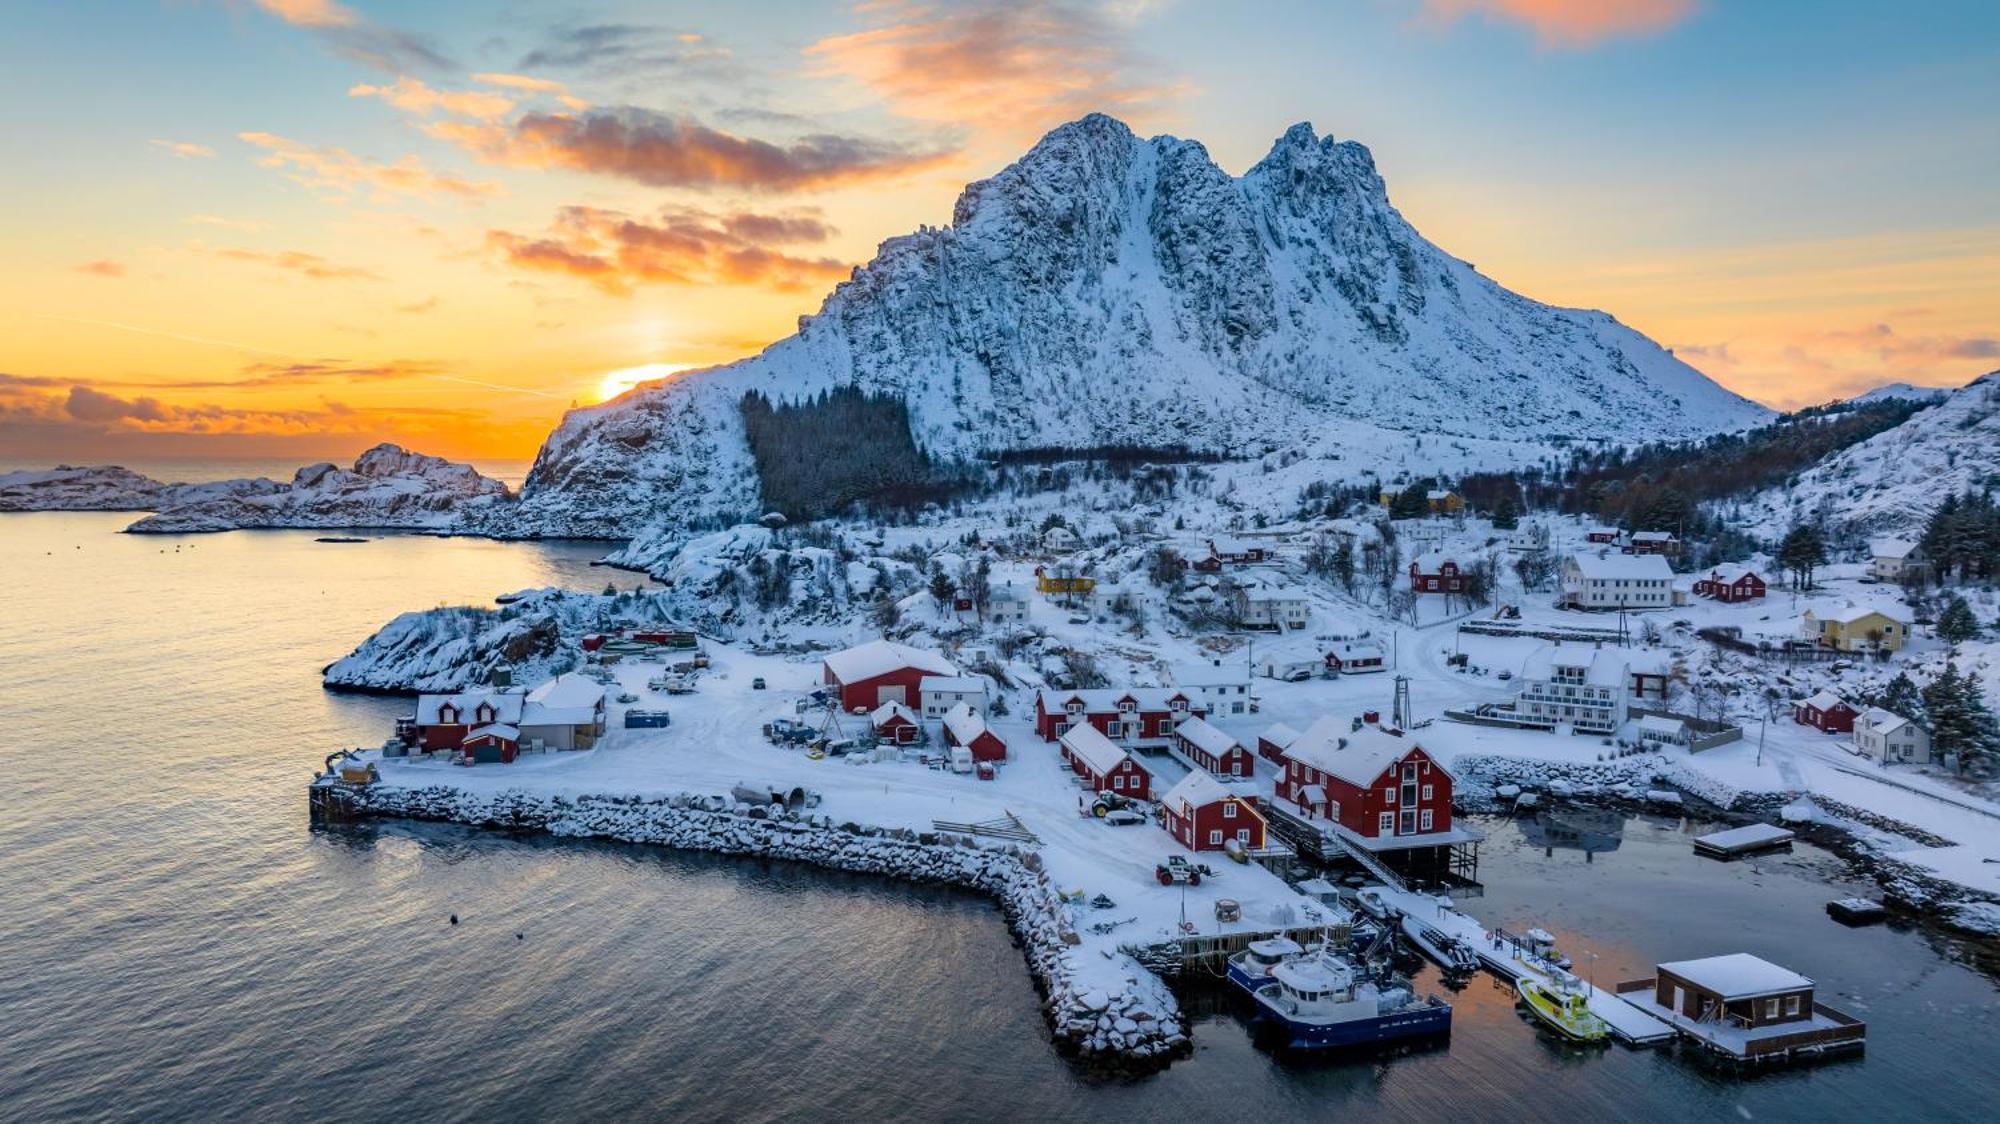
[1585,528,1620,544]
[459,723,520,765]
[1160,772,1266,852]
[869,700,923,744]
[1257,722,1300,764]
[1693,564,1767,603]
[942,703,1008,763]
[1325,641,1387,674]
[822,639,960,712]
[1033,687,1203,742]
[1173,715,1255,779]
[1408,552,1468,594]
[1275,719,1455,839]
[1624,531,1681,556]
[1059,723,1153,799]
[1793,690,1858,734]
[1206,536,1268,565]
[411,688,525,753]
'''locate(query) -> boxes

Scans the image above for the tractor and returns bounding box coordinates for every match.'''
[1155,856,1203,886]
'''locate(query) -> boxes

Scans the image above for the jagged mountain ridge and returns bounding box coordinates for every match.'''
[513,114,1770,538]
[1748,371,2000,536]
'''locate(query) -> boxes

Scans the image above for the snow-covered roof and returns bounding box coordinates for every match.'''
[1624,648,1675,675]
[1162,770,1255,815]
[1568,551,1674,581]
[465,723,519,742]
[1170,661,1249,688]
[1809,604,1911,626]
[1705,563,1760,583]
[942,702,994,746]
[1869,537,1922,561]
[869,700,919,728]
[1520,644,1627,687]
[1426,489,1454,501]
[1412,550,1456,571]
[1630,530,1676,543]
[1637,715,1686,735]
[989,583,1027,602]
[1800,689,1848,710]
[1259,722,1300,749]
[1657,953,1811,1000]
[1328,640,1384,661]
[824,639,958,683]
[1060,722,1130,777]
[1283,719,1436,788]
[416,688,524,725]
[1858,707,1910,734]
[521,676,605,726]
[1238,583,1305,603]
[1174,715,1239,757]
[1038,686,1193,714]
[1209,535,1259,555]
[920,675,987,694]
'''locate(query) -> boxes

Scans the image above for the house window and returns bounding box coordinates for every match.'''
[1765,998,1780,1019]
[1236,828,1252,843]
[1378,812,1394,834]
[1785,995,1801,1017]
[1224,802,1238,819]
[1111,775,1124,790]
[1208,830,1222,846]
[1400,810,1416,835]
[1383,787,1395,804]
[1422,784,1434,801]
[1421,810,1434,831]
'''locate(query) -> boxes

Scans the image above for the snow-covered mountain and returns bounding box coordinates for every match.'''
[510,115,1770,539]
[125,444,513,534]
[0,465,280,512]
[1845,382,1950,407]
[1749,371,2000,535]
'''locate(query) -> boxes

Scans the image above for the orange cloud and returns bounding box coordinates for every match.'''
[806,0,1184,137]
[471,72,590,110]
[239,131,504,202]
[215,247,382,281]
[150,138,215,158]
[1676,322,1997,408]
[486,204,850,295]
[74,259,127,278]
[348,77,515,119]
[255,0,355,29]
[427,108,950,191]
[1419,0,1696,47]
[253,0,449,72]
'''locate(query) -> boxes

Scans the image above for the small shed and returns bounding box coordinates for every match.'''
[1793,690,1857,734]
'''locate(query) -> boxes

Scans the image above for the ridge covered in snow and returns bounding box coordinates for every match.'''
[1748,371,2000,536]
[123,444,513,534]
[0,465,280,512]
[510,115,1770,539]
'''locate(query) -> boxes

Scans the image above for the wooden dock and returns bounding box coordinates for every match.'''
[1693,823,1795,859]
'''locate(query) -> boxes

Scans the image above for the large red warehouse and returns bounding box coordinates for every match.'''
[822,639,960,712]
[1275,719,1454,840]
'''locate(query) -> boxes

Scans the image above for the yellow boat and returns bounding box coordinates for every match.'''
[1517,976,1611,1043]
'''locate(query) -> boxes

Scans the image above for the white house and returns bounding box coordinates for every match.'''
[1854,707,1932,765]
[920,675,988,719]
[1561,550,1675,610]
[1869,538,1927,583]
[1635,714,1690,749]
[1170,660,1254,716]
[1233,582,1310,630]
[1042,524,1080,552]
[987,583,1030,624]
[1515,644,1630,734]
[519,675,609,750]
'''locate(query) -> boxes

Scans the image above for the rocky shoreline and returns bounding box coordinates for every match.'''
[322,782,1192,1070]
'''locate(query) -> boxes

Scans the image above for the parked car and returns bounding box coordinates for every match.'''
[751,677,767,690]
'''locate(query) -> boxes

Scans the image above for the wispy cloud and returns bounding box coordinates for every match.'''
[214,246,382,280]
[1416,0,1697,48]
[471,71,589,110]
[238,130,504,202]
[806,0,1185,138]
[150,138,215,158]
[253,0,452,72]
[486,204,850,295]
[73,259,127,278]
[515,22,734,82]
[425,107,950,191]
[348,76,514,119]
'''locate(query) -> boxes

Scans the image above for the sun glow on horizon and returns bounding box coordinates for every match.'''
[595,362,691,403]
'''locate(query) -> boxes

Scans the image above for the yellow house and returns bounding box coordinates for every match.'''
[1802,607,1910,653]
[1377,487,1465,514]
[1035,563,1096,596]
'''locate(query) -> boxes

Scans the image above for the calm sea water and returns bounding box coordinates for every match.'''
[1,513,1995,1122]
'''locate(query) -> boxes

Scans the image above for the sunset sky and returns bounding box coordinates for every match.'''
[3,0,1996,462]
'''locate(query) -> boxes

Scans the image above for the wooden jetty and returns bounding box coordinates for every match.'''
[1615,953,1865,1064]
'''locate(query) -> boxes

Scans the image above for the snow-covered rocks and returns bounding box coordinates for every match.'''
[128,443,513,534]
[0,465,281,512]
[508,114,1769,540]
[329,782,1190,1067]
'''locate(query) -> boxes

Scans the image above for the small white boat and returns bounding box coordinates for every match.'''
[1519,928,1573,971]
[1226,937,1305,994]
[1353,886,1397,921]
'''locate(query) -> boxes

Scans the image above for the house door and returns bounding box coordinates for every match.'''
[1400,810,1416,835]
[1673,985,1685,1015]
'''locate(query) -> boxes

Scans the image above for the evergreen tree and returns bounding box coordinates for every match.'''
[927,566,956,613]
[1922,662,1998,774]
[1776,524,1828,590]
[1492,493,1520,531]
[1333,536,1356,595]
[1874,672,1926,722]
[1390,482,1430,521]
[1937,595,1982,645]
